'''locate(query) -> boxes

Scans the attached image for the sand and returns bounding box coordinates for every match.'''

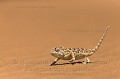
[0,0,120,79]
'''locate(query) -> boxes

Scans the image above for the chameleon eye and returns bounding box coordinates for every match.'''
[55,48,60,52]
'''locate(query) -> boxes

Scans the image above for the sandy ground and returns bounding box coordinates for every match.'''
[0,0,120,79]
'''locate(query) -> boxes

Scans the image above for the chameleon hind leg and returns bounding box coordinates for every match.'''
[82,57,91,64]
[50,58,60,66]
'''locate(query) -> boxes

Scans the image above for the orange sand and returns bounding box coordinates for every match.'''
[0,0,120,79]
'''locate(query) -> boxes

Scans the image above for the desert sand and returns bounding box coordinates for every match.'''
[0,0,120,79]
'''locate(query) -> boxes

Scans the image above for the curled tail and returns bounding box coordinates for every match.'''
[92,26,110,52]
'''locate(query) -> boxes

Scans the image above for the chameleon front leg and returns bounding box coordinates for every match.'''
[50,58,60,66]
[69,52,75,64]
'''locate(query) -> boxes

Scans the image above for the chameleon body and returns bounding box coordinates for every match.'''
[50,26,110,66]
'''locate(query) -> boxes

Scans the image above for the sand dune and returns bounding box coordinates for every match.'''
[0,0,120,79]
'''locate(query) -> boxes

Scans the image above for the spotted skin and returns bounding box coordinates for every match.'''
[50,26,110,66]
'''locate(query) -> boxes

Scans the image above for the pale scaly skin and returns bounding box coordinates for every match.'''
[50,26,110,66]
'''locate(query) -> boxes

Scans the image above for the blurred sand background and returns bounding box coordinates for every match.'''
[0,0,120,79]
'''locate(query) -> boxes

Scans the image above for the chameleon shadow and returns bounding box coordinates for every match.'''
[53,61,83,66]
[52,61,106,66]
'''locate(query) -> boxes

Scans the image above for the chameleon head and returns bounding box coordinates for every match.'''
[51,47,64,58]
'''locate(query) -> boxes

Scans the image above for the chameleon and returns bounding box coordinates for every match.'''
[50,26,110,66]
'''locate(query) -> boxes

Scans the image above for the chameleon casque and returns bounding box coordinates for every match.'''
[50,26,110,66]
